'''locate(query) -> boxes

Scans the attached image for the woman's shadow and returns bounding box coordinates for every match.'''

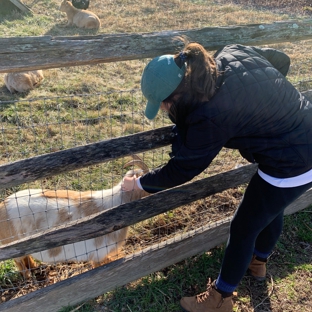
[238,208,312,311]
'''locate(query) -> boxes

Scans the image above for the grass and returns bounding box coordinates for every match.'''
[0,260,19,284]
[0,0,306,102]
[0,0,312,311]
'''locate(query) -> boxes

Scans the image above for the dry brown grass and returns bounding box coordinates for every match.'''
[2,0,311,102]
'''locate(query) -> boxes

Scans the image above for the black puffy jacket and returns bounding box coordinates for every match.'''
[140,44,312,193]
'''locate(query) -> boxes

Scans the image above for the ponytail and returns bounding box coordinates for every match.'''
[164,38,218,125]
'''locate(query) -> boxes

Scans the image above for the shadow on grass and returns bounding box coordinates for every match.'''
[0,84,33,103]
[236,208,312,311]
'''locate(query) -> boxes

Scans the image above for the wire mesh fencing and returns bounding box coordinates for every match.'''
[0,84,250,303]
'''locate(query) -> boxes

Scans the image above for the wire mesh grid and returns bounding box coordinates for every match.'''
[0,89,247,302]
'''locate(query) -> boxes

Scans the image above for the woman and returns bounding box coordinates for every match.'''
[122,39,312,312]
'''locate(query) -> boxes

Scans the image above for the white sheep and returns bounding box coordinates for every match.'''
[59,0,101,29]
[4,70,44,93]
[0,156,149,278]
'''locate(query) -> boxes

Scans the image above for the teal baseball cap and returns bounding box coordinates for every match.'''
[141,55,186,120]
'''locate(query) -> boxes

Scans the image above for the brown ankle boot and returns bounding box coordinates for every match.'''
[180,280,233,312]
[247,255,267,281]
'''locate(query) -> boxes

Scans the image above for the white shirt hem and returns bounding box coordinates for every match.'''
[258,168,312,187]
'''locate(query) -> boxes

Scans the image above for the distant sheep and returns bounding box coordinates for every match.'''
[0,156,149,279]
[60,0,101,29]
[4,70,44,93]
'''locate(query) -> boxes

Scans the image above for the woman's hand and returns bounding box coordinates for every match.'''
[121,175,140,192]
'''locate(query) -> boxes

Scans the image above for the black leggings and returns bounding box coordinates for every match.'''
[219,172,312,286]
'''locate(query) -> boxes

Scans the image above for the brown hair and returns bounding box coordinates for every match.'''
[163,38,218,123]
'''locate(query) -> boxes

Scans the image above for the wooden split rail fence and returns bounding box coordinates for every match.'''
[1,19,312,312]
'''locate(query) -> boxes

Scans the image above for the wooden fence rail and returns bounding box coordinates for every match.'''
[1,19,312,73]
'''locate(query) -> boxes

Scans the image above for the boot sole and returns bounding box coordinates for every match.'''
[247,269,266,281]
[252,275,266,281]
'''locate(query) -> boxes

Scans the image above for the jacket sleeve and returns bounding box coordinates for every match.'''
[139,117,227,193]
[251,46,290,77]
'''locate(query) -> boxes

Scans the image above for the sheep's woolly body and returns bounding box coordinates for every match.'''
[4,70,44,93]
[60,0,101,29]
[0,168,148,278]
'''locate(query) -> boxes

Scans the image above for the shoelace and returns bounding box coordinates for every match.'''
[195,290,210,303]
[195,279,229,308]
[196,288,225,308]
[195,279,214,303]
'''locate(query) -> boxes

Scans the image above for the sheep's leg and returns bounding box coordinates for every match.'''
[15,256,37,279]
[8,86,16,93]
[98,250,126,267]
[65,18,74,27]
[60,19,72,27]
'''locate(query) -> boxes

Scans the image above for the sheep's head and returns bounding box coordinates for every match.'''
[122,155,150,201]
[60,0,70,11]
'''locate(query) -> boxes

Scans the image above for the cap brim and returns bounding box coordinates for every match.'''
[144,100,161,120]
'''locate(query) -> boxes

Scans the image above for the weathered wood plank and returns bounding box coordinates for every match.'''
[0,164,258,261]
[1,20,312,72]
[9,0,33,13]
[0,126,173,190]
[284,188,312,215]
